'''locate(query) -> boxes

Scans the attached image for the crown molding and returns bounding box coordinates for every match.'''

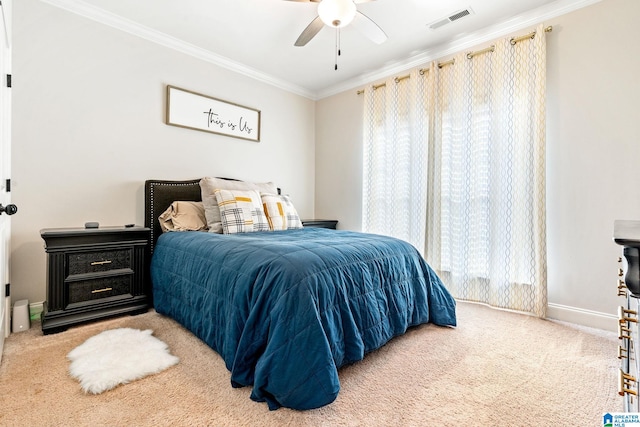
[41,0,600,101]
[39,0,317,100]
[316,0,602,99]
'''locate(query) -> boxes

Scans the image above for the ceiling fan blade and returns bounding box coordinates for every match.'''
[352,11,387,44]
[295,16,324,46]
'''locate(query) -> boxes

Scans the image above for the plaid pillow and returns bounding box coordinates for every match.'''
[261,193,303,231]
[200,177,278,233]
[214,189,270,234]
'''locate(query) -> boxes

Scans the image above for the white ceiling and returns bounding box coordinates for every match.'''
[42,0,598,99]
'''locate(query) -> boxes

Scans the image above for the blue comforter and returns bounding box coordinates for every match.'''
[151,228,456,410]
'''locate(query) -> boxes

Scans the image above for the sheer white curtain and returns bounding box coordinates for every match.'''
[362,69,428,251]
[363,24,547,317]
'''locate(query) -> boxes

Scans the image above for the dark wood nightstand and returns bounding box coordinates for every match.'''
[40,226,150,334]
[301,219,338,229]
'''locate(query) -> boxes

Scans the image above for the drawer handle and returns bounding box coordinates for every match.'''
[619,369,638,396]
[91,287,113,294]
[90,260,112,266]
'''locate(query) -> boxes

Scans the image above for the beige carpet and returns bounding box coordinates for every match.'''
[0,302,620,426]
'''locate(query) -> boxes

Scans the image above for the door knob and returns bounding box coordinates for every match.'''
[0,203,17,215]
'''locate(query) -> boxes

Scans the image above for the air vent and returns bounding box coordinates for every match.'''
[428,7,474,30]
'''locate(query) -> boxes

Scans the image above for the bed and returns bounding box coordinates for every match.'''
[145,178,456,410]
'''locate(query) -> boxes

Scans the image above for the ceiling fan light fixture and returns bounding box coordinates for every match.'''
[317,0,357,28]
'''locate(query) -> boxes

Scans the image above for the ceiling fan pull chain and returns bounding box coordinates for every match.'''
[334,27,338,70]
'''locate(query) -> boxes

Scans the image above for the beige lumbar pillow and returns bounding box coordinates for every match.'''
[158,201,207,232]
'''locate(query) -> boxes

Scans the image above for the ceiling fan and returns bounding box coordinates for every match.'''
[286,0,387,69]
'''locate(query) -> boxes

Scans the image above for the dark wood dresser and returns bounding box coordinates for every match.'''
[614,220,640,410]
[40,226,150,334]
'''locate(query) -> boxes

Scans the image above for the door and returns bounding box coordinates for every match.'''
[0,0,13,362]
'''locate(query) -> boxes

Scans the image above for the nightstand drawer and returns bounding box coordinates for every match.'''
[67,248,132,275]
[67,275,133,307]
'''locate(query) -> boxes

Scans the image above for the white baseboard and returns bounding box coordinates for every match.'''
[546,302,617,332]
[24,300,616,331]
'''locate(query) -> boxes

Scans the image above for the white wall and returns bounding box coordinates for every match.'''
[315,0,640,329]
[315,90,363,232]
[10,0,316,305]
[545,0,640,327]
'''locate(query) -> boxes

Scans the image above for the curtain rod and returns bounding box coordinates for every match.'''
[511,25,553,45]
[357,25,552,95]
[467,45,495,59]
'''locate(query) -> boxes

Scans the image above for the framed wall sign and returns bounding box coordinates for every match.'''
[166,85,261,142]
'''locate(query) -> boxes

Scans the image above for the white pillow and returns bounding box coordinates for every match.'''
[214,189,270,234]
[199,177,277,233]
[261,193,303,231]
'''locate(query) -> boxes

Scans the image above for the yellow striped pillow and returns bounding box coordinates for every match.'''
[261,193,303,231]
[214,189,270,234]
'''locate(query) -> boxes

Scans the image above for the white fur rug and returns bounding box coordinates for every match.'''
[67,328,179,394]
